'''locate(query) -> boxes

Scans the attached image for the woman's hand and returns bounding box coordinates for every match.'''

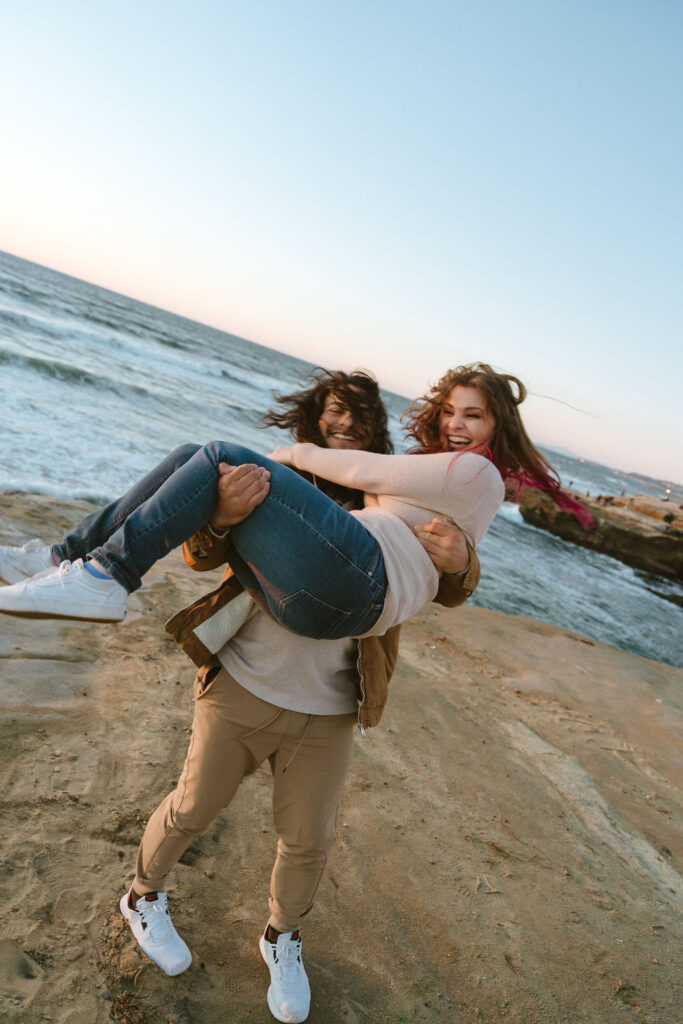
[413,518,470,574]
[268,445,294,466]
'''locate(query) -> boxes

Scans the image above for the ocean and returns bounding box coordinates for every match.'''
[1,250,681,669]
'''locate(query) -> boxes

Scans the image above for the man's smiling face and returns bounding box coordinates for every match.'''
[318,391,371,450]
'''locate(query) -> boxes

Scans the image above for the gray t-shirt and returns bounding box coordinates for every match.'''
[217,608,358,715]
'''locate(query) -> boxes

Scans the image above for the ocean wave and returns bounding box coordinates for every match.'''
[152,330,196,351]
[0,301,150,355]
[75,306,195,348]
[496,501,524,523]
[0,305,74,341]
[72,307,148,338]
[0,279,45,304]
[219,366,286,394]
[0,307,126,363]
[0,346,150,399]
[635,572,683,609]
[0,347,100,387]
[220,367,252,383]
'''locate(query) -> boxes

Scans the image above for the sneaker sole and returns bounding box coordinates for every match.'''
[118,895,192,977]
[267,986,309,1023]
[0,608,124,623]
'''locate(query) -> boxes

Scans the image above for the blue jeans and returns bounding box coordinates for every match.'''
[57,443,387,641]
[53,444,203,564]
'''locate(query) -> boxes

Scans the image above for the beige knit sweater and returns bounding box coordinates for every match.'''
[284,446,505,635]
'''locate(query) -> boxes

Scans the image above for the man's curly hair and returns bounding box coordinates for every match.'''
[263,368,393,454]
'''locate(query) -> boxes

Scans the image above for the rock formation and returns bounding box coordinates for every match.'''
[517,489,683,581]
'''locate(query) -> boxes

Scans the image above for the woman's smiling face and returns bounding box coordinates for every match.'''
[437,385,496,452]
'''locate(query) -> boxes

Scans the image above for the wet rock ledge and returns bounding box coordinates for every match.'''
[517,489,683,580]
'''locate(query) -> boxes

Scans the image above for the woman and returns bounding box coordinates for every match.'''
[0,363,572,636]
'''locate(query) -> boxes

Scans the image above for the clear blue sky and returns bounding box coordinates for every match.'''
[2,1,681,481]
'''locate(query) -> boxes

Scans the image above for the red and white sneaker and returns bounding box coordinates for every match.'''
[119,889,192,976]
[259,928,310,1023]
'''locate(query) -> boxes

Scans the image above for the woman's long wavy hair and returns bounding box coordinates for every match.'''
[263,368,393,455]
[402,363,592,526]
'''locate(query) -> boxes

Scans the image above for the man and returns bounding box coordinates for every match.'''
[116,369,479,1023]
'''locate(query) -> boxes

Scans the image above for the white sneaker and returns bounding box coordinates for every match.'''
[0,539,55,583]
[259,929,311,1023]
[119,889,192,976]
[0,559,127,622]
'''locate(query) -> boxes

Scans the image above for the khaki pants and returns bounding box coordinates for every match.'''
[134,667,356,932]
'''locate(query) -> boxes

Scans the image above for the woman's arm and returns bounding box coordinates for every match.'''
[273,444,505,549]
[283,444,492,500]
[278,445,504,548]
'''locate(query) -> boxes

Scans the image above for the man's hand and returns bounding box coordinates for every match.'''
[413,518,470,574]
[210,463,271,530]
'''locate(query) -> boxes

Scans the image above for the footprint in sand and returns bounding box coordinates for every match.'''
[0,940,44,1004]
[339,997,367,1023]
[53,886,99,924]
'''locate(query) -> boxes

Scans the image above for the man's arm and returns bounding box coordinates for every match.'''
[414,518,481,608]
[182,463,270,572]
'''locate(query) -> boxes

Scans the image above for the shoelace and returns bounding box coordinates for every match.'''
[57,558,83,575]
[137,897,172,941]
[27,559,79,583]
[273,938,303,983]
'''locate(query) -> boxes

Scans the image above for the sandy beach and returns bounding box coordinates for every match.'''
[0,492,680,1024]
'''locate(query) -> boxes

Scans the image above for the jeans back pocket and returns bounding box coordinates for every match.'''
[278,589,351,639]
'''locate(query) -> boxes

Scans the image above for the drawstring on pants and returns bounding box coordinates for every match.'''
[238,702,315,774]
[282,714,314,774]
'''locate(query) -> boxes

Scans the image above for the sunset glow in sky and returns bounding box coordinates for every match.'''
[2,1,681,482]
